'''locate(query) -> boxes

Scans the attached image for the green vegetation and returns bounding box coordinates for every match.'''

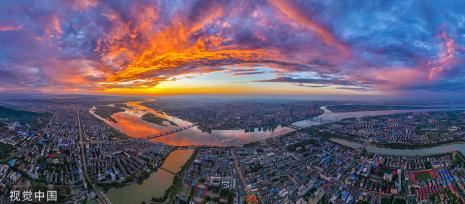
[0,142,15,161]
[219,188,234,203]
[0,120,8,132]
[113,103,132,109]
[425,161,432,169]
[151,149,196,203]
[381,197,406,204]
[452,152,465,167]
[375,141,464,149]
[151,174,178,202]
[94,105,125,123]
[141,113,177,126]
[243,141,260,147]
[415,172,432,181]
[107,125,129,140]
[0,106,52,128]
[286,139,320,152]
[99,168,151,192]
[430,188,458,203]
[374,167,393,177]
[140,101,162,111]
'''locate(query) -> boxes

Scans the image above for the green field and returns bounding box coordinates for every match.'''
[415,172,432,181]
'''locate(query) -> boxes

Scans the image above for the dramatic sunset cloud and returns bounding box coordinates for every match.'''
[0,0,464,96]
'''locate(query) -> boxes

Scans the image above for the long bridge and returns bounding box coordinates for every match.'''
[283,124,302,130]
[158,167,176,175]
[145,124,196,139]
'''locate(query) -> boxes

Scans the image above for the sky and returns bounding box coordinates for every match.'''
[1,0,465,98]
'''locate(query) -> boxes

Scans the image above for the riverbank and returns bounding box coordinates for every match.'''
[105,149,194,204]
[375,140,465,149]
[315,131,465,150]
[140,100,324,132]
[92,99,465,146]
[151,148,197,203]
[93,105,125,123]
[328,137,465,162]
[329,137,465,156]
[98,147,175,192]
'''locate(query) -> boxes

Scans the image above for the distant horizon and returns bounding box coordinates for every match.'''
[3,91,465,103]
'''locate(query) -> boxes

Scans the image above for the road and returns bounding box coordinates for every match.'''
[232,149,265,202]
[232,149,249,194]
[76,107,111,204]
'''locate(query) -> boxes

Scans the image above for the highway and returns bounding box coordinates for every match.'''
[76,107,111,204]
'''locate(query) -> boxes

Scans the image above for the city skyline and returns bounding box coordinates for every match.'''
[1,0,465,98]
[2,2,465,202]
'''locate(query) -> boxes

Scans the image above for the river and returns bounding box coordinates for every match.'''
[330,138,465,156]
[90,101,295,146]
[104,149,194,204]
[90,101,465,146]
[91,103,465,203]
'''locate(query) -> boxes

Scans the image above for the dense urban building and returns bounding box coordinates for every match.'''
[1,97,464,203]
[142,100,323,131]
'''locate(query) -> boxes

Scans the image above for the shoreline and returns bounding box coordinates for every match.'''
[103,148,194,204]
[329,137,465,156]
[92,102,465,150]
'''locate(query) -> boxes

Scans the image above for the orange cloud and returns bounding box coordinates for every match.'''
[96,8,288,90]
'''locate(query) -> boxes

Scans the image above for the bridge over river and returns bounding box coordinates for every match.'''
[145,124,196,139]
[158,167,176,175]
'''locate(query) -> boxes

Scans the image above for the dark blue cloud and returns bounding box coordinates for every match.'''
[0,0,464,95]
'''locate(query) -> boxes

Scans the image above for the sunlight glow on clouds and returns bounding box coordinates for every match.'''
[0,0,465,96]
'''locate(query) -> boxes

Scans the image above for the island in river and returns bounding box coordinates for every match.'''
[142,113,177,126]
[93,105,125,123]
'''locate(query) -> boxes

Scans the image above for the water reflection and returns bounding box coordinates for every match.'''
[91,102,465,146]
[106,149,193,204]
[294,107,465,127]
[90,101,295,146]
